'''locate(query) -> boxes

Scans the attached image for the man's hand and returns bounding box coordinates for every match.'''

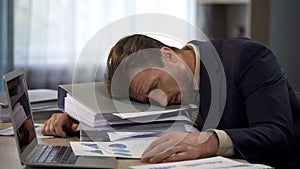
[141,131,219,163]
[41,113,78,138]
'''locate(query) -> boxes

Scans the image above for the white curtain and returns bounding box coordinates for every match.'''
[14,0,198,89]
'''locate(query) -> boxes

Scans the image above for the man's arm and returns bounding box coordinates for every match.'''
[225,41,294,164]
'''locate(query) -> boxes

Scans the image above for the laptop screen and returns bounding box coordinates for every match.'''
[6,72,36,153]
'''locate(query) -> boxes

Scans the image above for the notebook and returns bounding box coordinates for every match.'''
[3,68,116,168]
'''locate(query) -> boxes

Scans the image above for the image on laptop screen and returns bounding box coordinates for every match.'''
[6,72,36,153]
[4,69,117,168]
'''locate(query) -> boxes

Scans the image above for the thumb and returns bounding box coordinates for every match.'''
[71,123,79,133]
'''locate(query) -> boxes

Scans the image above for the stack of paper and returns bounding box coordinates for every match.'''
[59,82,196,128]
[28,89,60,119]
[64,93,107,126]
[78,121,199,142]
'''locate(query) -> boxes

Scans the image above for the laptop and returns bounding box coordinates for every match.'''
[3,68,116,168]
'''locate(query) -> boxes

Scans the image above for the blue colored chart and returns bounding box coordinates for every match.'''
[114,152,132,157]
[108,143,127,149]
[88,150,103,155]
[112,149,130,153]
[81,143,98,149]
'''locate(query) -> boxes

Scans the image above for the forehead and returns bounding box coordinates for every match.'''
[130,69,158,85]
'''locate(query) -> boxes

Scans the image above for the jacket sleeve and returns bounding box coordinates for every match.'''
[224,41,294,166]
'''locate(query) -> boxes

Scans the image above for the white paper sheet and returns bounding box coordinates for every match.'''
[70,138,154,158]
[128,156,272,169]
[107,131,160,141]
[113,108,189,119]
[107,113,193,125]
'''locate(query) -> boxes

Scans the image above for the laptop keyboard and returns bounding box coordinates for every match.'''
[32,144,78,164]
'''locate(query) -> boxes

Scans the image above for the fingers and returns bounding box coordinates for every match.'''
[42,117,66,137]
[41,121,47,135]
[143,132,186,155]
[53,118,67,137]
[142,132,188,163]
[141,139,172,163]
[142,134,171,156]
[146,145,183,163]
[41,113,68,137]
[142,139,175,160]
[162,151,189,163]
[41,119,54,135]
[143,144,198,163]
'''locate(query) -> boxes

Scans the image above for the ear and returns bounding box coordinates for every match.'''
[160,47,177,63]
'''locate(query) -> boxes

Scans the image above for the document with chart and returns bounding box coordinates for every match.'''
[70,138,154,158]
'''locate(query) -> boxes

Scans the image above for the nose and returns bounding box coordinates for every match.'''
[148,89,168,107]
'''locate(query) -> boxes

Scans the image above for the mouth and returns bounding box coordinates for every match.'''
[170,94,181,104]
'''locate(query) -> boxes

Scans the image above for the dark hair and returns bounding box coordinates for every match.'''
[105,34,179,97]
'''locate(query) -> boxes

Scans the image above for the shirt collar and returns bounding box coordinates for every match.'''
[184,43,200,90]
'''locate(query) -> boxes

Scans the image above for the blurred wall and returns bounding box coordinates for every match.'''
[270,0,300,91]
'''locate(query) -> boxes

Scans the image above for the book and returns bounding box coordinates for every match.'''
[58,82,194,128]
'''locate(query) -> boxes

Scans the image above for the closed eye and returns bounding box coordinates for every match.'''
[147,79,158,95]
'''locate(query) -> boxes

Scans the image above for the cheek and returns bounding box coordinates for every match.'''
[168,75,181,91]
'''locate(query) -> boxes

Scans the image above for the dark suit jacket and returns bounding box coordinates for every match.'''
[190,38,300,168]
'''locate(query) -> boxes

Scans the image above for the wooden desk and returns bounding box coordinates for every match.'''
[0,121,145,169]
[0,121,249,169]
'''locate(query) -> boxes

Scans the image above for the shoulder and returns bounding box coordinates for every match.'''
[211,38,277,69]
[190,38,272,57]
[190,38,280,77]
[190,37,263,46]
[211,38,269,52]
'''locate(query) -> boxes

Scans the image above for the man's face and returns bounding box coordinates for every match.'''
[129,55,195,107]
[129,69,180,106]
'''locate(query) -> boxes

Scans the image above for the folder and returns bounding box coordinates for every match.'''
[58,82,194,128]
[58,82,165,114]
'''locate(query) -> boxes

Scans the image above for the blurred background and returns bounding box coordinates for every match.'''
[1,0,300,91]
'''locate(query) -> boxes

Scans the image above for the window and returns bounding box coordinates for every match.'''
[14,0,197,89]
